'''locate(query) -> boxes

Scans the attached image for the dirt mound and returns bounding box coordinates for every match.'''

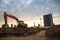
[0,30,47,40]
[0,30,60,40]
[0,27,41,37]
[46,25,60,38]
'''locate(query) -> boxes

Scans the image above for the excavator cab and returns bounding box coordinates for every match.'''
[17,21,27,28]
[17,21,24,27]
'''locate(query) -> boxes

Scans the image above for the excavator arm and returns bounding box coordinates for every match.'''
[4,12,20,25]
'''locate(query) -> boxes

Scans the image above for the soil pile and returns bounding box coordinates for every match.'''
[46,25,60,38]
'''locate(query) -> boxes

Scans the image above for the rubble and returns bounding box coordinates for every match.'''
[0,27,41,37]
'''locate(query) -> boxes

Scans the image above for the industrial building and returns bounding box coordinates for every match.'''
[43,14,53,26]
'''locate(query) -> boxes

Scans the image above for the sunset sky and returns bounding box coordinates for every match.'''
[0,0,60,27]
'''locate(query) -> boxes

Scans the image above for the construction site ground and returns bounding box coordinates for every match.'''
[0,30,60,40]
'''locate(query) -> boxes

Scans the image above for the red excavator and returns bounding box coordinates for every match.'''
[3,12,27,28]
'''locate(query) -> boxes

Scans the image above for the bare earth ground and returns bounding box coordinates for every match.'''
[0,30,60,40]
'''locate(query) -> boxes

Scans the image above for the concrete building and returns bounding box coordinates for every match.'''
[43,14,53,26]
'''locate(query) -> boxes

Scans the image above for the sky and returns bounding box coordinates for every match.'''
[0,0,60,27]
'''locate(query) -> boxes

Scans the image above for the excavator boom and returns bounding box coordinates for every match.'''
[4,12,20,25]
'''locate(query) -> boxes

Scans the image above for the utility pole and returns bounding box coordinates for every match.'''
[40,17,42,26]
[34,22,35,27]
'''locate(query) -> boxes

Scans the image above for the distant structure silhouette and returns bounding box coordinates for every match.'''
[38,24,40,27]
[11,24,13,28]
[34,22,36,27]
[43,14,53,26]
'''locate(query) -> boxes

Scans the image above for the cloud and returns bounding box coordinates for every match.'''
[21,0,32,5]
[0,0,60,24]
[3,0,10,4]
